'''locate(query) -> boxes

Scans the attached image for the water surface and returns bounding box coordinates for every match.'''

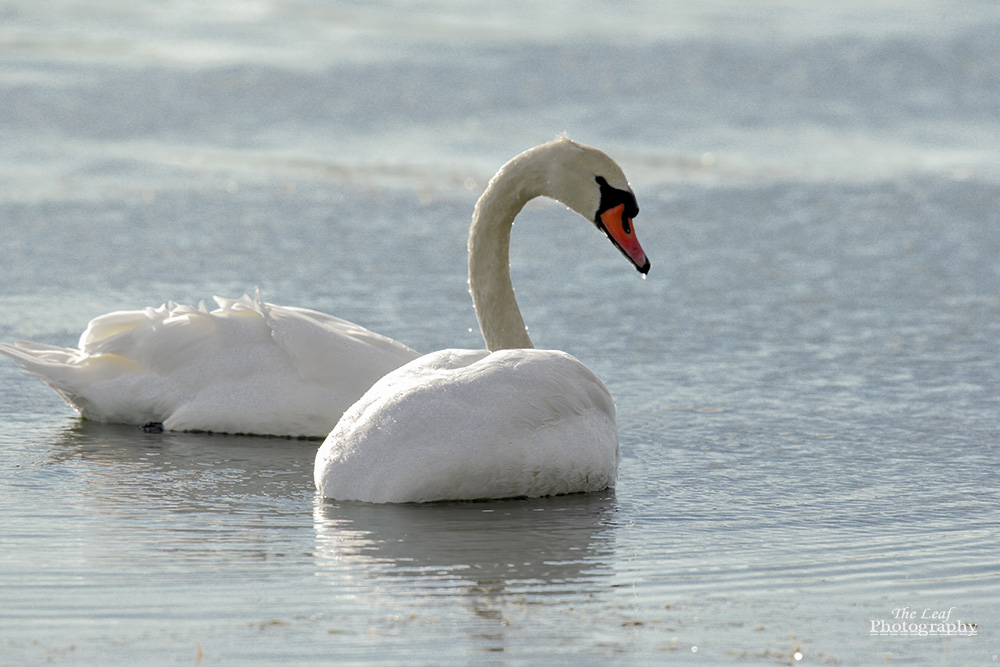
[1,1,998,664]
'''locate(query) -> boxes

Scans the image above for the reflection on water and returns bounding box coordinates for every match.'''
[4,388,997,665]
[44,419,316,500]
[26,420,317,568]
[313,493,619,656]
[314,492,617,585]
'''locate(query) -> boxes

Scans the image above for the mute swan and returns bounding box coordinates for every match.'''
[315,138,649,503]
[0,294,419,438]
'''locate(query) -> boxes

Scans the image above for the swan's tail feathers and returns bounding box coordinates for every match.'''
[0,340,150,420]
[0,341,84,403]
[0,340,79,376]
[0,340,145,379]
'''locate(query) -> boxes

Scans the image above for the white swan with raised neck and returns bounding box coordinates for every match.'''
[315,138,649,503]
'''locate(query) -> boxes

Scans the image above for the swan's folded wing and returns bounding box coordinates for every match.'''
[261,301,419,384]
[317,348,618,502]
[78,301,219,374]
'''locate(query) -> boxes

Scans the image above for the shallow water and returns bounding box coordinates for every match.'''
[2,1,999,664]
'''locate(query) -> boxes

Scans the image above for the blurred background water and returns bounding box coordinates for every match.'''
[1,1,999,665]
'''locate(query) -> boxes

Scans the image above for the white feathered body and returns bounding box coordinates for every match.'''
[314,348,619,503]
[0,295,418,438]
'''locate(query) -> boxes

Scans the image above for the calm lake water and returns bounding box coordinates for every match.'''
[2,1,999,664]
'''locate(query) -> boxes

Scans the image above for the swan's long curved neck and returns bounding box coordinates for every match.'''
[467,149,550,351]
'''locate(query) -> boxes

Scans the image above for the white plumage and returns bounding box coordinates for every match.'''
[3,137,649,503]
[315,348,619,503]
[0,293,418,438]
[315,138,649,502]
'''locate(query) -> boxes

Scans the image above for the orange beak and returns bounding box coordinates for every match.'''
[598,204,650,274]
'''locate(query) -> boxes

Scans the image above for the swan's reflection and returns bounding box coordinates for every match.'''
[45,419,317,497]
[313,492,619,650]
[39,420,318,564]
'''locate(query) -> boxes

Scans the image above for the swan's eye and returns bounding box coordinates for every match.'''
[594,175,639,224]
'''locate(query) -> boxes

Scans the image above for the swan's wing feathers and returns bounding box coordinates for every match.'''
[3,293,418,436]
[335,348,612,442]
[318,348,619,502]
[262,302,419,384]
[79,302,220,373]
[3,299,258,397]
[0,303,216,383]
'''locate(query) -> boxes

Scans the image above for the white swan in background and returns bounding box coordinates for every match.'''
[315,138,649,503]
[0,293,419,438]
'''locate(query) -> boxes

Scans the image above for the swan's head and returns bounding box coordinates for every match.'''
[540,138,650,274]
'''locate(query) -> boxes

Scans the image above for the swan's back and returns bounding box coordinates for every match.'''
[315,348,619,503]
[0,295,418,437]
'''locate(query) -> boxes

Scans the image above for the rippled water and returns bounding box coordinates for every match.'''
[2,1,999,665]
